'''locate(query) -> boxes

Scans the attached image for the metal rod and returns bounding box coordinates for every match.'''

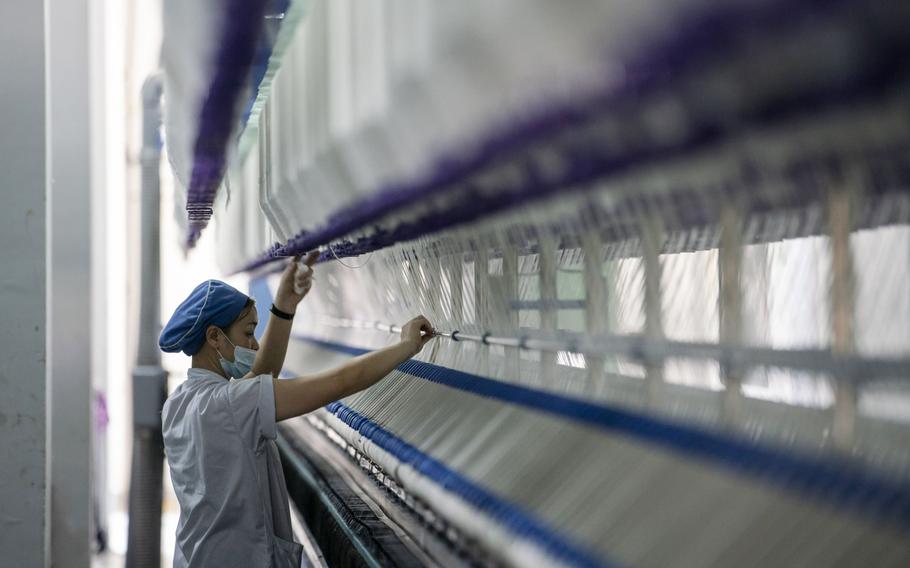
[452,331,484,343]
[510,299,586,310]
[485,335,525,349]
[313,315,910,383]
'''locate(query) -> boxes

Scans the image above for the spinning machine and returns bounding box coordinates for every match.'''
[161,0,910,565]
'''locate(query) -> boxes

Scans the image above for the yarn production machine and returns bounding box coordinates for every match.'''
[161,1,910,566]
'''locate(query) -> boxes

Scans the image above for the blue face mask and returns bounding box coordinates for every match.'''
[218,332,257,378]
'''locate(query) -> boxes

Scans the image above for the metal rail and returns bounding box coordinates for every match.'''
[319,316,910,384]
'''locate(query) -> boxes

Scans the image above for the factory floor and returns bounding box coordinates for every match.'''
[90,510,179,567]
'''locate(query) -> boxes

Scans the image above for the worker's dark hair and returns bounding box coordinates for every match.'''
[232,298,256,325]
[190,298,257,356]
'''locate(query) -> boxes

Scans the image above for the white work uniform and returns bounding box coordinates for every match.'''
[163,368,302,567]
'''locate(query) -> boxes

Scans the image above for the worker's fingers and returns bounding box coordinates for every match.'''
[411,315,434,335]
[303,250,320,267]
[295,263,313,278]
[293,265,313,294]
[283,256,299,278]
[295,265,312,281]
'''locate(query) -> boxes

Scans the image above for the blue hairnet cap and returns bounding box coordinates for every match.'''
[159,280,251,355]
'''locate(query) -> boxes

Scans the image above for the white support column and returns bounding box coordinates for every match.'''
[539,235,558,380]
[0,1,50,565]
[258,101,287,243]
[502,242,520,379]
[450,251,465,330]
[640,216,665,405]
[829,184,857,452]
[583,231,607,389]
[474,244,490,372]
[719,204,744,425]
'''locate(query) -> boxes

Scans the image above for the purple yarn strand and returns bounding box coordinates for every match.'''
[235,0,909,269]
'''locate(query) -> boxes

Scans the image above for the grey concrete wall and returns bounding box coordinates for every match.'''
[48,0,93,564]
[0,1,50,566]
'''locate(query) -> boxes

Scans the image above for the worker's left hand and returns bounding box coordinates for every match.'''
[274,250,319,313]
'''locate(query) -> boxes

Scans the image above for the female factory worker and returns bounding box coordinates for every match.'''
[158,252,435,567]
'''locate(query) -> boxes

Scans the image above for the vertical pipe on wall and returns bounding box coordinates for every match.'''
[126,75,168,568]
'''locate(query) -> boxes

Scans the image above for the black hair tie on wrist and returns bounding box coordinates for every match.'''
[270,304,294,321]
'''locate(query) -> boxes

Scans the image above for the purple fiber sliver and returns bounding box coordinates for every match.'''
[236,0,910,272]
[95,391,109,432]
[183,0,268,247]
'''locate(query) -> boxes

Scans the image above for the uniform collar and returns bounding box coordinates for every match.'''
[187,367,228,381]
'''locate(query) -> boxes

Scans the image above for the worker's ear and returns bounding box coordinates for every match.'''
[205,325,223,349]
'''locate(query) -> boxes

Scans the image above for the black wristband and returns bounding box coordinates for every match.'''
[270,303,294,321]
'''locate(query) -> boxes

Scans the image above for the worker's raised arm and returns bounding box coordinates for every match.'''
[248,251,319,378]
[273,315,435,420]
